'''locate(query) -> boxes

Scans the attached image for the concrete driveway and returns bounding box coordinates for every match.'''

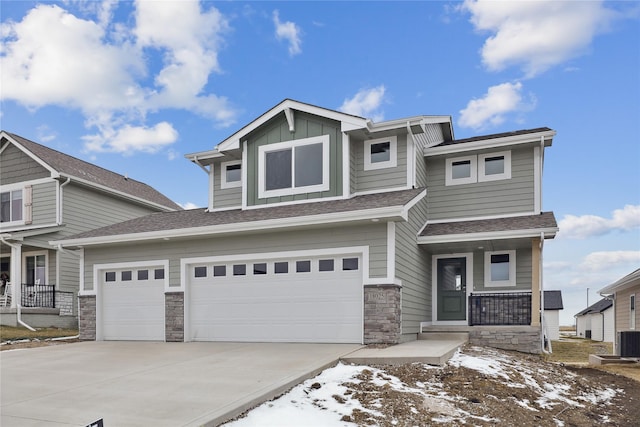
[0,341,361,426]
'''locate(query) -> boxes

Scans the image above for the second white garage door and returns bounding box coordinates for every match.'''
[188,254,363,343]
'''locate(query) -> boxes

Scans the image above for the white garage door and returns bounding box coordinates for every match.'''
[101,267,165,341]
[189,254,362,343]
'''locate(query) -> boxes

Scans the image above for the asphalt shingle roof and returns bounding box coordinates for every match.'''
[575,298,613,316]
[434,127,553,147]
[4,132,181,211]
[62,187,425,241]
[544,290,564,310]
[420,212,557,237]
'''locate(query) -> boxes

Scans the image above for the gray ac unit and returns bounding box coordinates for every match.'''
[618,331,640,357]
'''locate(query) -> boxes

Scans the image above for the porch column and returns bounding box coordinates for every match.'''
[531,237,541,326]
[9,242,22,308]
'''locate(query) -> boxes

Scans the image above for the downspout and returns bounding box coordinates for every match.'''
[0,237,35,331]
[540,231,551,353]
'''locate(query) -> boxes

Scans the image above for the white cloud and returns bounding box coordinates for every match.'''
[460,0,616,77]
[580,251,640,272]
[0,1,237,155]
[558,205,640,239]
[339,86,386,121]
[458,82,534,130]
[273,10,302,56]
[178,202,200,210]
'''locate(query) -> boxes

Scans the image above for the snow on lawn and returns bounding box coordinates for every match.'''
[223,346,622,426]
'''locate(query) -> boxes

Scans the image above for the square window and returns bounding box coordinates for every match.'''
[265,149,292,191]
[364,136,397,170]
[253,263,267,275]
[479,151,511,182]
[221,161,242,189]
[154,268,165,279]
[484,250,516,287]
[342,258,359,271]
[213,265,226,277]
[122,271,132,281]
[194,266,207,278]
[452,161,471,179]
[296,260,311,273]
[274,262,288,274]
[105,271,116,282]
[445,155,477,186]
[294,143,323,187]
[0,190,23,223]
[484,156,504,175]
[233,264,246,276]
[138,270,149,280]
[319,259,334,272]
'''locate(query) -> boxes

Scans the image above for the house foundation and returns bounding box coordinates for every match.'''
[468,326,541,354]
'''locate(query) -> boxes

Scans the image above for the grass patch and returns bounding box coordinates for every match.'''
[0,325,78,342]
[545,338,613,364]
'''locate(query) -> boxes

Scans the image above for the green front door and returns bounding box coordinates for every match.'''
[437,257,467,321]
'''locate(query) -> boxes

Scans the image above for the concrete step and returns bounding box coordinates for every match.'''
[418,332,469,342]
[341,339,465,366]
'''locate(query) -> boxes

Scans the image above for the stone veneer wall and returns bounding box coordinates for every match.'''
[469,326,541,354]
[165,292,184,342]
[364,285,401,344]
[78,295,96,340]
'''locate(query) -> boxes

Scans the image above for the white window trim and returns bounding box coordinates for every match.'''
[220,160,242,189]
[484,250,516,287]
[22,250,48,285]
[445,155,477,186]
[0,183,26,226]
[478,150,511,182]
[257,135,330,199]
[364,136,397,171]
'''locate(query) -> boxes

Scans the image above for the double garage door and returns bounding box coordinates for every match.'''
[100,253,363,343]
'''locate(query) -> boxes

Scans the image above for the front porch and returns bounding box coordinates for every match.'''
[0,282,76,328]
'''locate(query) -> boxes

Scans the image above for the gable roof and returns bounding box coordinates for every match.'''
[544,290,563,310]
[598,268,640,296]
[53,188,425,247]
[1,131,181,211]
[418,212,558,243]
[575,298,613,317]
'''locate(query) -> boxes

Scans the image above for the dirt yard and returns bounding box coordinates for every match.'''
[0,326,79,351]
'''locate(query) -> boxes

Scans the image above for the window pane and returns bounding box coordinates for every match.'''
[213,265,226,277]
[484,156,504,175]
[343,258,359,271]
[490,254,510,281]
[274,262,288,274]
[319,259,334,272]
[265,149,292,190]
[253,263,267,275]
[105,271,116,282]
[370,142,390,163]
[194,267,207,278]
[226,164,241,182]
[452,161,471,179]
[294,143,323,187]
[11,190,22,221]
[122,271,132,281]
[138,270,149,280]
[233,264,246,276]
[154,268,165,279]
[296,260,311,273]
[0,192,9,222]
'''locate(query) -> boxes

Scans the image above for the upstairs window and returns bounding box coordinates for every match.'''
[0,190,22,223]
[479,151,511,182]
[258,135,330,198]
[364,136,397,170]
[445,151,511,185]
[445,156,477,186]
[484,250,516,287]
[221,161,242,189]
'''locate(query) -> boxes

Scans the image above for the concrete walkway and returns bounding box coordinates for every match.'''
[342,337,467,366]
[0,341,360,427]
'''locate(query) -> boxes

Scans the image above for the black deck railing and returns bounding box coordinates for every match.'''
[21,283,56,308]
[469,292,532,326]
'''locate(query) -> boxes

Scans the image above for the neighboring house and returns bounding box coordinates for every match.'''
[0,131,181,328]
[575,298,614,343]
[53,99,558,353]
[598,268,640,354]
[543,290,563,341]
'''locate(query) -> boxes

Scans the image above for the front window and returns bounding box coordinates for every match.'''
[258,135,330,198]
[221,161,242,189]
[364,136,397,170]
[0,190,23,223]
[25,253,46,285]
[484,250,516,287]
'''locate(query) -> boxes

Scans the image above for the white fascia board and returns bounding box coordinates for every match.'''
[184,149,224,163]
[2,131,60,178]
[367,116,452,134]
[217,99,368,152]
[417,227,559,244]
[53,205,407,247]
[424,130,556,157]
[598,269,640,295]
[400,189,427,220]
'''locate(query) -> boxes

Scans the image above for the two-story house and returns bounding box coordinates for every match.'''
[0,131,181,328]
[53,100,558,353]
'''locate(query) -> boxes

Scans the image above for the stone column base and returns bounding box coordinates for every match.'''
[364,284,401,344]
[78,295,96,341]
[165,292,184,342]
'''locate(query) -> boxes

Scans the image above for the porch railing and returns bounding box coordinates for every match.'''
[21,283,56,308]
[468,292,532,326]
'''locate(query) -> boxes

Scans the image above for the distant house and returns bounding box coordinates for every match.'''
[575,298,614,342]
[543,290,563,341]
[0,131,180,328]
[598,268,640,354]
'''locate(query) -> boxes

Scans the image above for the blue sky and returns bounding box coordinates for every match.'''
[1,1,639,325]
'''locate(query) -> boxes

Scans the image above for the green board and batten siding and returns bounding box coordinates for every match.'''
[212,162,242,210]
[426,146,535,220]
[245,111,343,206]
[352,134,408,193]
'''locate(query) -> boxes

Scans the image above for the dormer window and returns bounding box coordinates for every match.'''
[258,135,330,198]
[364,136,397,170]
[221,160,242,189]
